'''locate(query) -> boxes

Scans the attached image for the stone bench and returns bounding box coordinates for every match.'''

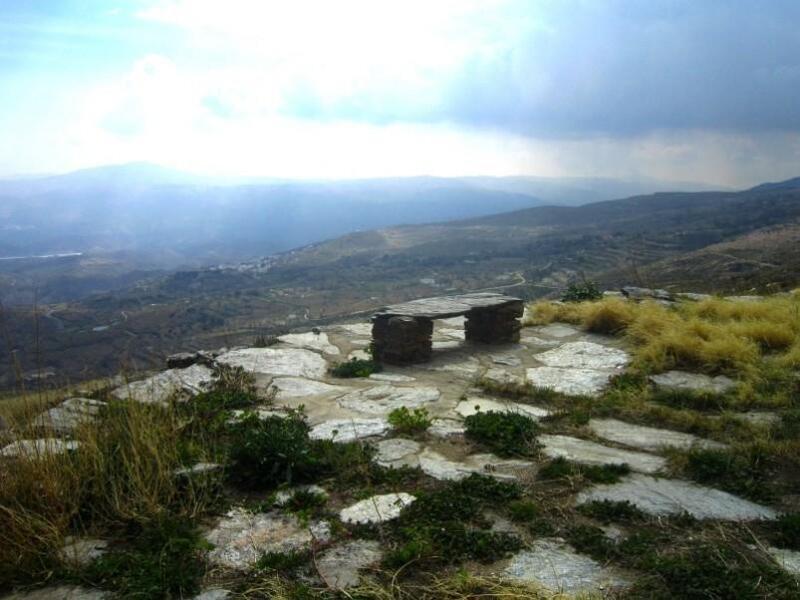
[371,293,524,365]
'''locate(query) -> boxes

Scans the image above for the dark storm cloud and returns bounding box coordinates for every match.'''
[284,0,800,137]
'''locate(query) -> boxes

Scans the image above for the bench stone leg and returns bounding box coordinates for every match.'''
[465,301,523,344]
[371,316,433,365]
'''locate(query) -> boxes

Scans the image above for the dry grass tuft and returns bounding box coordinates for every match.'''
[525,294,800,375]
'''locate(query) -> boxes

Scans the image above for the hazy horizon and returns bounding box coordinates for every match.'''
[2,1,799,187]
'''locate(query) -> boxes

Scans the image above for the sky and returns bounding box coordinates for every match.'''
[1,0,799,186]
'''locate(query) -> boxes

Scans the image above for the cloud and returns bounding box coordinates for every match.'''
[140,0,800,137]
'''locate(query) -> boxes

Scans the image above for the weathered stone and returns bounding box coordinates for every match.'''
[535,341,629,370]
[274,485,328,506]
[216,348,328,379]
[589,418,727,451]
[482,367,523,386]
[34,397,105,434]
[649,370,736,394]
[192,590,231,600]
[539,434,666,474]
[338,385,440,416]
[465,302,523,344]
[174,462,223,477]
[423,355,481,376]
[576,474,777,520]
[374,438,422,468]
[437,328,466,340]
[520,335,561,348]
[526,366,613,396]
[270,377,347,399]
[621,286,673,301]
[536,323,581,338]
[432,340,462,350]
[316,540,382,590]
[418,448,532,481]
[491,354,522,367]
[339,493,416,524]
[309,418,390,442]
[1,438,80,458]
[455,398,550,420]
[371,316,433,365]
[111,364,214,404]
[504,539,631,594]
[737,411,781,426]
[369,372,416,383]
[767,546,800,577]
[1,586,108,599]
[428,418,466,437]
[439,316,466,327]
[279,332,341,355]
[166,351,200,369]
[348,349,372,360]
[60,537,108,567]
[375,292,522,320]
[677,292,712,302]
[338,323,374,336]
[205,509,317,569]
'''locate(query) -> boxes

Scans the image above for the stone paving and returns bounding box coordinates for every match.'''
[14,311,792,597]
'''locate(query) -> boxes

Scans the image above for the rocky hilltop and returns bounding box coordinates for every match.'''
[1,290,799,599]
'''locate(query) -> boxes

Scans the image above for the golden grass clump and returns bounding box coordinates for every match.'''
[524,293,800,375]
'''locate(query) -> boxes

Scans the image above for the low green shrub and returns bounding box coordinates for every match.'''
[652,388,731,412]
[565,524,615,560]
[683,446,774,501]
[578,499,645,523]
[388,407,432,435]
[538,457,631,484]
[561,281,603,303]
[255,550,310,573]
[464,411,541,457]
[330,358,382,378]
[507,500,540,522]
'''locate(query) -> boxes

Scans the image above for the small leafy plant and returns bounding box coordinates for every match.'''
[464,410,541,457]
[538,456,631,484]
[561,280,603,302]
[388,406,432,435]
[330,358,382,378]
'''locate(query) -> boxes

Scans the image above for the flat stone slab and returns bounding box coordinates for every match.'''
[369,373,416,383]
[35,397,105,434]
[432,340,462,350]
[526,366,613,396]
[536,323,582,338]
[428,418,466,437]
[539,434,666,474]
[205,509,321,569]
[520,335,561,348]
[455,398,550,420]
[269,377,348,400]
[1,438,80,458]
[316,540,382,589]
[278,332,341,355]
[437,328,466,340]
[192,590,231,600]
[60,537,108,567]
[374,438,422,468]
[112,364,214,404]
[422,356,481,376]
[418,448,533,481]
[309,418,390,442]
[589,418,727,451]
[348,349,372,360]
[483,367,523,386]
[338,385,440,416]
[576,474,778,520]
[491,354,522,367]
[649,370,736,394]
[274,484,328,506]
[339,493,416,524]
[535,341,629,370]
[767,547,800,577]
[338,323,374,336]
[438,316,466,327]
[216,348,328,379]
[504,539,631,595]
[1,586,108,599]
[174,462,223,477]
[374,292,521,320]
